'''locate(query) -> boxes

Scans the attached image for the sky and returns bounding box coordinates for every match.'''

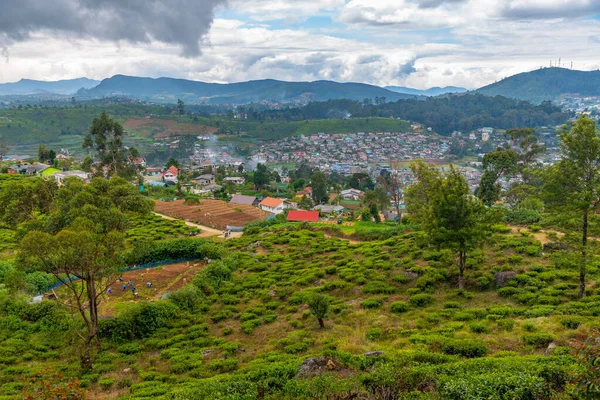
[1,0,600,89]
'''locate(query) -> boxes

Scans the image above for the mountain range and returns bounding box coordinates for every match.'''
[0,68,598,105]
[0,78,99,96]
[384,86,467,96]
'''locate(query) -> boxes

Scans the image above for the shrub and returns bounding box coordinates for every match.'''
[523,333,556,347]
[390,301,409,314]
[363,281,396,294]
[409,294,434,307]
[469,322,489,334]
[98,378,115,391]
[360,298,383,309]
[366,327,383,341]
[440,339,488,358]
[560,317,581,330]
[167,285,203,312]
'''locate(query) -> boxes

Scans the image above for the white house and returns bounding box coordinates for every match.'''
[53,170,90,185]
[162,166,179,183]
[259,197,285,214]
[223,176,245,185]
[195,174,215,186]
[340,188,364,201]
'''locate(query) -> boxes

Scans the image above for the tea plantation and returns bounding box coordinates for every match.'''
[1,221,598,399]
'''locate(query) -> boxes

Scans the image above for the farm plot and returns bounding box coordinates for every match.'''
[154,199,267,230]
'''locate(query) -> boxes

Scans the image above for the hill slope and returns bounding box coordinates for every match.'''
[0,78,100,96]
[475,67,600,103]
[78,75,416,104]
[385,85,467,96]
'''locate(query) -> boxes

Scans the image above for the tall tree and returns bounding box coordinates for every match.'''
[477,149,518,206]
[307,293,330,329]
[252,163,270,190]
[177,99,185,115]
[19,178,152,371]
[379,172,404,223]
[406,163,487,290]
[82,113,138,179]
[310,171,329,204]
[544,116,600,298]
[38,144,49,162]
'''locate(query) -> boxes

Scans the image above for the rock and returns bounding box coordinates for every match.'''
[268,290,276,297]
[296,357,331,378]
[122,368,131,373]
[326,359,336,370]
[494,271,517,287]
[405,271,419,280]
[247,241,261,250]
[202,349,215,357]
[364,351,384,357]
[313,279,322,287]
[545,342,557,356]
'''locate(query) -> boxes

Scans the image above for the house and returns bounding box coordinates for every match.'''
[203,184,223,192]
[132,157,147,168]
[314,205,346,214]
[162,166,179,183]
[53,170,90,185]
[26,163,50,176]
[230,194,258,206]
[223,176,245,185]
[296,186,313,199]
[145,167,162,176]
[287,210,319,222]
[340,188,364,201]
[55,154,69,160]
[195,174,215,186]
[259,197,285,214]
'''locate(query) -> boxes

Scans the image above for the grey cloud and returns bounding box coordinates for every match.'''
[0,0,226,56]
[413,0,467,9]
[499,1,600,20]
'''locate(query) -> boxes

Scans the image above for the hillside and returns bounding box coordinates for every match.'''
[385,86,467,96]
[0,78,99,96]
[475,67,600,103]
[77,75,416,104]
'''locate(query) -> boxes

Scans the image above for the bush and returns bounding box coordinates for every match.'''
[560,317,581,330]
[124,238,224,265]
[523,333,556,347]
[469,322,489,334]
[409,294,434,307]
[363,281,396,294]
[98,378,115,391]
[366,327,383,341]
[167,285,203,312]
[360,298,383,309]
[440,339,488,358]
[390,301,409,314]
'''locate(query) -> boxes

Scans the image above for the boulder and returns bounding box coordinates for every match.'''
[405,271,419,280]
[364,351,384,357]
[545,342,557,356]
[296,357,334,378]
[495,271,517,287]
[247,241,261,250]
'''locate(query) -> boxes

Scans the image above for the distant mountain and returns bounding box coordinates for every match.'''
[77,75,417,104]
[0,78,100,96]
[384,86,467,96]
[475,67,600,103]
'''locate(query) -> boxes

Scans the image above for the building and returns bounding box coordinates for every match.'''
[7,163,49,175]
[287,210,319,222]
[132,157,147,168]
[162,166,179,183]
[296,186,313,199]
[195,174,215,186]
[145,167,162,176]
[340,188,364,201]
[53,170,90,185]
[223,176,245,185]
[314,205,346,214]
[230,194,258,206]
[259,197,285,214]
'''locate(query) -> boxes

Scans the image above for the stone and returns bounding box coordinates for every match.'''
[122,368,131,373]
[405,271,419,280]
[494,271,517,287]
[545,342,557,356]
[364,351,384,357]
[313,279,322,287]
[326,359,336,370]
[247,241,261,250]
[268,290,276,297]
[202,349,215,357]
[296,357,330,378]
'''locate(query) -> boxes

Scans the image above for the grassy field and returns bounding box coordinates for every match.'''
[0,220,597,398]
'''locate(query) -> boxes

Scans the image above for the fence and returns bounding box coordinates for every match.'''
[44,258,198,293]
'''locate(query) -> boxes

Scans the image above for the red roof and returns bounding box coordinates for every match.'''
[162,166,178,176]
[287,210,319,222]
[259,197,284,208]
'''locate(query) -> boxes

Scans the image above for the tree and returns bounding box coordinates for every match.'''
[19,178,152,371]
[177,99,185,115]
[38,144,49,162]
[47,149,56,164]
[165,157,180,169]
[406,163,487,290]
[307,293,330,329]
[544,117,600,298]
[477,149,518,206]
[310,171,328,204]
[383,173,404,223]
[83,113,138,179]
[363,187,390,215]
[252,163,270,190]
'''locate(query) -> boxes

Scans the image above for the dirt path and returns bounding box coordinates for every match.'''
[153,212,242,239]
[507,225,563,245]
[323,233,362,245]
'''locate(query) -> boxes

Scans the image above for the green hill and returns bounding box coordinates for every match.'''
[475,67,600,103]
[79,75,416,104]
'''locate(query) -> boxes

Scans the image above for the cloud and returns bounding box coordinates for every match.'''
[0,0,226,56]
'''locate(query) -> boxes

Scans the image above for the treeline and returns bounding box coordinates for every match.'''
[230,94,571,135]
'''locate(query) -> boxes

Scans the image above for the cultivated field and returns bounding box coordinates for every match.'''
[153,199,267,229]
[123,118,218,138]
